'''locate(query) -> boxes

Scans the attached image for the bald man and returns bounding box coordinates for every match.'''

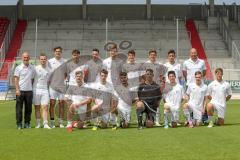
[183,48,206,86]
[14,52,35,129]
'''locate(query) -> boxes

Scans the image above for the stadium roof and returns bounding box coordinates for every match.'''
[0,0,239,5]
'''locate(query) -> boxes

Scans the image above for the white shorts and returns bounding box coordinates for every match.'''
[75,105,87,121]
[49,87,64,100]
[33,93,49,106]
[187,102,202,122]
[210,101,226,119]
[118,107,131,123]
[165,103,180,122]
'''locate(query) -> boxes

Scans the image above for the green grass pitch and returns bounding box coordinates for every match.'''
[0,100,239,160]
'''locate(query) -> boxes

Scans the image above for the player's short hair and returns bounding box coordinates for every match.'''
[195,71,202,76]
[120,71,127,77]
[75,71,83,76]
[72,49,80,55]
[108,43,117,51]
[148,49,157,55]
[92,48,99,53]
[215,68,223,74]
[39,53,47,58]
[128,50,135,56]
[146,68,154,74]
[53,46,62,52]
[168,49,175,55]
[100,69,108,75]
[168,71,176,77]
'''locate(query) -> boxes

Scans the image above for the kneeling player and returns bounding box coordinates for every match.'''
[65,71,91,132]
[115,72,136,128]
[206,68,232,127]
[90,69,116,130]
[136,69,162,129]
[183,71,208,127]
[163,71,184,129]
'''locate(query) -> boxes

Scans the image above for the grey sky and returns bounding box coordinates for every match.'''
[0,0,239,5]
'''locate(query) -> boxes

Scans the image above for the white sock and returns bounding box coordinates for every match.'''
[36,119,41,125]
[208,116,213,122]
[164,111,170,125]
[183,109,191,122]
[111,113,117,125]
[156,108,160,123]
[67,121,72,127]
[59,118,63,124]
[43,120,48,125]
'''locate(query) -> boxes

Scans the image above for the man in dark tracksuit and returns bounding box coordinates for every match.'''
[136,69,162,129]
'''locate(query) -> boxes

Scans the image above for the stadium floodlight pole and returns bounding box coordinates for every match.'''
[34,18,38,64]
[176,18,179,61]
[105,18,108,58]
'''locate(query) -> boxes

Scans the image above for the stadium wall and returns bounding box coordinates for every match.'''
[0,4,235,21]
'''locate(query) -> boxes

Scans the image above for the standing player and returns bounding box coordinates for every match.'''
[122,50,142,88]
[33,53,51,129]
[84,48,102,83]
[183,71,208,127]
[142,49,167,126]
[90,69,116,130]
[206,68,232,128]
[65,71,91,132]
[183,48,206,86]
[65,49,88,86]
[84,49,103,123]
[115,72,136,128]
[136,69,162,129]
[48,46,66,128]
[102,44,123,127]
[164,49,183,84]
[163,71,184,129]
[14,52,35,129]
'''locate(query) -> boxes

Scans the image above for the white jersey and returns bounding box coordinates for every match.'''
[14,63,35,91]
[164,62,182,83]
[186,83,207,109]
[102,57,123,85]
[183,58,206,85]
[65,83,89,105]
[142,60,167,85]
[207,80,232,107]
[164,83,184,109]
[48,57,66,71]
[65,61,88,86]
[33,65,51,93]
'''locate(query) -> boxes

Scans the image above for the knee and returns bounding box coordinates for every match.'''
[136,101,144,110]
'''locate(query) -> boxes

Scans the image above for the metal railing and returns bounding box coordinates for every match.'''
[217,12,232,56]
[232,41,240,66]
[0,5,18,69]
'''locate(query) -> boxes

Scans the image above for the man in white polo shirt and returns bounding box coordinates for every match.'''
[183,48,206,86]
[206,68,232,128]
[14,52,35,129]
[48,46,66,128]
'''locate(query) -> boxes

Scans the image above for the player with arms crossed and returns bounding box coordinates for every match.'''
[206,68,232,128]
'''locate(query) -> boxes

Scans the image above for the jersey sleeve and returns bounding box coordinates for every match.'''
[14,66,20,77]
[226,83,232,96]
[206,83,212,96]
[182,61,187,71]
[202,60,206,70]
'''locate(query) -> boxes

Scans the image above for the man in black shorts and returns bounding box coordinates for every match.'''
[136,69,162,129]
